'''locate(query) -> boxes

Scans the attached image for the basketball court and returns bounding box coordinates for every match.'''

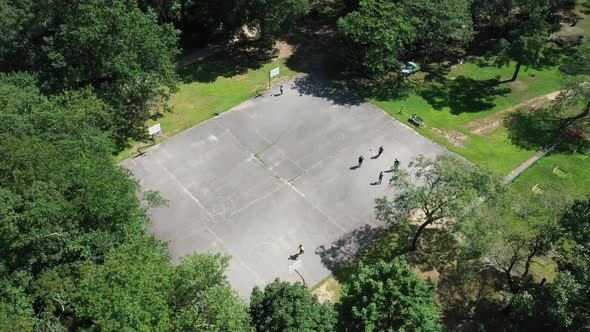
[121,75,448,297]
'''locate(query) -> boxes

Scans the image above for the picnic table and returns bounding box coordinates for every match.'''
[409,114,424,127]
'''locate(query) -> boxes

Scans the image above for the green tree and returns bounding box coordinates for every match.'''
[560,41,590,75]
[249,279,336,332]
[337,0,415,76]
[0,0,180,144]
[401,0,473,66]
[470,0,513,36]
[338,259,442,332]
[495,0,554,81]
[375,154,503,251]
[144,0,249,43]
[246,0,310,46]
[509,197,590,330]
[475,191,567,294]
[0,74,144,274]
[74,236,173,331]
[171,254,251,331]
[555,43,590,131]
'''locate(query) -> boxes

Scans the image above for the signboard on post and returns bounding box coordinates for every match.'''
[269,67,280,89]
[148,123,161,136]
[270,67,280,78]
[137,123,162,156]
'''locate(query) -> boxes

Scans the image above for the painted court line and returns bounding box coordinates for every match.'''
[153,158,265,283]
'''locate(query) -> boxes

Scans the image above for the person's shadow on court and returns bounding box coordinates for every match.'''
[349,165,360,170]
[288,253,300,261]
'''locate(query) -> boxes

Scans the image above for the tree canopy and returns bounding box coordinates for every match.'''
[337,0,415,76]
[0,0,180,145]
[401,0,474,65]
[338,259,442,331]
[375,154,503,251]
[508,197,590,330]
[494,0,555,81]
[249,279,336,332]
[0,73,250,330]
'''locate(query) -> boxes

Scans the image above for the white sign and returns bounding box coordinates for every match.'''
[270,67,280,78]
[148,123,161,135]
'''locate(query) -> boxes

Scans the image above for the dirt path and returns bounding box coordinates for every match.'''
[464,90,562,135]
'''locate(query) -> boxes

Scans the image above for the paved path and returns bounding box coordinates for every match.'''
[505,151,546,182]
[122,76,449,297]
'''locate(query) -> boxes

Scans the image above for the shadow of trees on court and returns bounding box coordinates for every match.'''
[315,224,386,272]
[283,16,345,79]
[291,75,364,106]
[178,43,277,83]
[419,77,511,114]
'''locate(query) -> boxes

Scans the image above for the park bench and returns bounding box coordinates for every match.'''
[409,114,424,127]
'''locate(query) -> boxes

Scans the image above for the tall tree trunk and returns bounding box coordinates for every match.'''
[505,258,519,294]
[564,101,590,127]
[511,62,522,82]
[411,219,433,251]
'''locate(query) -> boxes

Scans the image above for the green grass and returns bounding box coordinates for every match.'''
[371,60,568,175]
[510,150,590,201]
[115,57,299,162]
[370,0,590,175]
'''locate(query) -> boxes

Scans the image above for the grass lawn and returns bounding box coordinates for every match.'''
[510,148,590,201]
[371,60,566,175]
[115,57,299,162]
[369,0,590,175]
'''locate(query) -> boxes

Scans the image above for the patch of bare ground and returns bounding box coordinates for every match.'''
[510,79,528,91]
[430,127,470,148]
[415,266,441,283]
[312,276,340,303]
[274,40,295,59]
[464,90,561,135]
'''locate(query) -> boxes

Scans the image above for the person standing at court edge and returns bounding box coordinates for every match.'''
[298,244,304,255]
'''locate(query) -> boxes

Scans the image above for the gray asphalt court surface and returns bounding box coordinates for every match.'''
[122,75,448,297]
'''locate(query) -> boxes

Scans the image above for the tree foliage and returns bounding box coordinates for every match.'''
[0,0,180,144]
[0,74,250,330]
[338,259,442,332]
[401,0,473,65]
[508,197,590,330]
[249,279,336,332]
[171,254,251,331]
[246,0,310,45]
[494,0,555,81]
[375,154,503,251]
[337,0,415,76]
[481,191,566,294]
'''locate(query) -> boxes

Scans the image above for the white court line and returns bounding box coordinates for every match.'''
[228,186,283,218]
[255,130,307,172]
[288,259,302,271]
[222,128,254,155]
[152,159,265,283]
[287,182,306,198]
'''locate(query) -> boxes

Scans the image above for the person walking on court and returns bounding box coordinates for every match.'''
[358,155,364,168]
[378,171,383,184]
[280,85,284,95]
[394,158,400,169]
[297,244,304,255]
[378,146,383,156]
